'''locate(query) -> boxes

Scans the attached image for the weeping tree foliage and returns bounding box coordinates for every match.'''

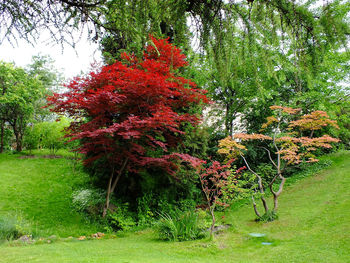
[2,0,348,141]
[0,0,220,49]
[0,0,108,46]
[100,0,192,63]
[2,0,348,50]
[202,0,349,136]
[205,11,268,136]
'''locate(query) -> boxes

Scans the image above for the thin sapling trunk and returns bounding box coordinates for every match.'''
[102,158,128,217]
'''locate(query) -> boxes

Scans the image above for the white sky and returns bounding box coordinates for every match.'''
[0,33,102,80]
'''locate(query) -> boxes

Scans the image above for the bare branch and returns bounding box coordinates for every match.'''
[259,146,277,168]
[240,153,269,212]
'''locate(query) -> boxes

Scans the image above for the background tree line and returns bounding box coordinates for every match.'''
[0,55,65,153]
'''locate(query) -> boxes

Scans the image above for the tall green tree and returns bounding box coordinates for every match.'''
[0,62,13,152]
[203,1,349,136]
[2,0,348,146]
[26,54,63,122]
[0,62,44,151]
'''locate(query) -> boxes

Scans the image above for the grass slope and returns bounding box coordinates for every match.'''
[0,151,99,237]
[0,151,349,262]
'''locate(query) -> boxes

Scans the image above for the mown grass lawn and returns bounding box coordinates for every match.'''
[0,150,100,237]
[0,151,349,262]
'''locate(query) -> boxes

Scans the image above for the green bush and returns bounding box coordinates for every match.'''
[156,210,205,241]
[136,193,157,225]
[297,159,333,178]
[256,210,278,222]
[1,127,13,152]
[24,118,70,154]
[104,203,136,232]
[0,215,23,241]
[71,188,105,215]
[136,190,198,226]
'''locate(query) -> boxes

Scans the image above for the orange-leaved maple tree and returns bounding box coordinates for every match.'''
[218,106,339,220]
[47,36,209,216]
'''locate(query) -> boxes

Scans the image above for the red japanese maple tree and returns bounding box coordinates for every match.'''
[170,154,245,237]
[48,36,208,216]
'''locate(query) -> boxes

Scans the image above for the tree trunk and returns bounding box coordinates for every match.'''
[102,174,113,218]
[252,196,261,217]
[225,103,231,136]
[269,173,286,213]
[310,130,314,139]
[16,140,22,152]
[209,207,216,237]
[240,154,269,214]
[14,131,22,152]
[11,119,23,152]
[257,175,269,213]
[102,158,128,217]
[273,194,279,212]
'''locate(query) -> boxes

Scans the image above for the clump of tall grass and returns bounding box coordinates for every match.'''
[156,210,206,241]
[0,214,35,242]
[0,215,22,241]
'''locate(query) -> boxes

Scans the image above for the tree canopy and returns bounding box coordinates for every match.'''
[2,1,348,51]
[48,36,209,215]
[0,61,45,151]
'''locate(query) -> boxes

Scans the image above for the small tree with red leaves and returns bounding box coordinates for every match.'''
[197,160,233,236]
[175,155,245,237]
[47,36,208,217]
[218,106,339,220]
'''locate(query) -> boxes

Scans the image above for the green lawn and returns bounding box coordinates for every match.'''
[0,151,349,262]
[0,151,100,237]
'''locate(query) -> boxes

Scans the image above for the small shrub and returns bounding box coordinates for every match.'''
[0,215,23,241]
[136,190,198,227]
[136,193,156,225]
[256,211,278,222]
[105,203,136,232]
[72,188,105,215]
[156,210,205,241]
[256,163,275,188]
[176,199,197,212]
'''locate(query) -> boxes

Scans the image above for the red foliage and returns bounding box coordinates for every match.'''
[197,160,234,208]
[47,36,208,176]
[177,156,236,208]
[192,158,240,235]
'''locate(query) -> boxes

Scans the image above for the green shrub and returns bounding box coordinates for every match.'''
[72,189,137,232]
[104,203,136,232]
[136,193,156,225]
[24,118,70,154]
[72,188,105,215]
[256,211,278,222]
[136,190,198,227]
[156,210,205,241]
[297,159,333,178]
[0,215,23,241]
